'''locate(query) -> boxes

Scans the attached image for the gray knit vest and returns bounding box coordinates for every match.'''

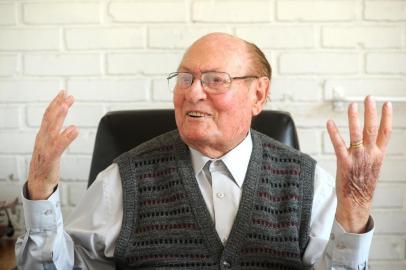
[114,129,316,270]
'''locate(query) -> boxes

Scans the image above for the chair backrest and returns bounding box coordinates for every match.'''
[88,109,300,187]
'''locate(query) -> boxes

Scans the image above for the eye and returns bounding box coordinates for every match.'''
[178,74,192,85]
[207,74,226,85]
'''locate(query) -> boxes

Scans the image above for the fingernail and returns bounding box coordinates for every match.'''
[60,90,67,98]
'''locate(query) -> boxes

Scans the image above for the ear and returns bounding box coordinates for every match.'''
[251,77,270,116]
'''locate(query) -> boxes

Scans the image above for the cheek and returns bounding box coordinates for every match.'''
[212,92,254,129]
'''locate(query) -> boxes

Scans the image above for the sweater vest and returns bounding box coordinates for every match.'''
[114,129,316,270]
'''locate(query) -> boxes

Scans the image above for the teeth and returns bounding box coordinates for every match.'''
[187,111,206,117]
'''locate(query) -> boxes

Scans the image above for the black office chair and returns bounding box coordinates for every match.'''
[88,110,300,187]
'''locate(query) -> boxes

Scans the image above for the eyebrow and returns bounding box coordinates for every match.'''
[177,67,224,73]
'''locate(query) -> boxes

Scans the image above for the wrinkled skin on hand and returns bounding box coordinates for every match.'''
[327,96,392,233]
[27,90,79,200]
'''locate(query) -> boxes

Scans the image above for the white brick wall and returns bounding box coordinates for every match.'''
[0,29,60,51]
[276,1,356,21]
[0,54,18,76]
[0,3,16,26]
[0,0,405,267]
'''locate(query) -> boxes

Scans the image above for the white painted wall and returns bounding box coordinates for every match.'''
[0,0,405,268]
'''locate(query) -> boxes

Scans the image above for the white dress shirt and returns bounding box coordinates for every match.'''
[16,133,373,269]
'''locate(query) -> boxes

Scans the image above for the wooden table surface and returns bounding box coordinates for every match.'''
[0,238,16,270]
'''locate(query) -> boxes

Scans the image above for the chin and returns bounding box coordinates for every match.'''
[179,129,209,145]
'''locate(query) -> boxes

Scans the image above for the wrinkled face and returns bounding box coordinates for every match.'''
[173,34,265,158]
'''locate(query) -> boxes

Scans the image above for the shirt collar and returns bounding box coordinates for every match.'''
[189,130,253,188]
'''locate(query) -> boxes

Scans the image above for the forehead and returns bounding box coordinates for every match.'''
[179,35,249,74]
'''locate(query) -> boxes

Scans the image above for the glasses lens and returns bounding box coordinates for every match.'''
[168,73,193,92]
[202,72,231,93]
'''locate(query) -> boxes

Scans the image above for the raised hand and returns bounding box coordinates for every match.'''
[27,90,79,200]
[327,96,392,233]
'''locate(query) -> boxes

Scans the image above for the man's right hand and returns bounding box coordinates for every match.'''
[27,90,79,200]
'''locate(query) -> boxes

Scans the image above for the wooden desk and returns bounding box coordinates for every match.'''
[0,238,16,270]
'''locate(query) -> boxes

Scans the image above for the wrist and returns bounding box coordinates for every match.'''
[27,181,56,200]
[335,205,370,233]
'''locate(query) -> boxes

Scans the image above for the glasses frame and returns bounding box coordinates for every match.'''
[167,71,259,94]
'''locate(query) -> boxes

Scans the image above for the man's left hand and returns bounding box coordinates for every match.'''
[327,96,392,233]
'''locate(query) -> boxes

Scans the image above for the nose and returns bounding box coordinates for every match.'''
[184,78,207,103]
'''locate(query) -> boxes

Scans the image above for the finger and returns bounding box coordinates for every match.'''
[47,94,75,135]
[363,96,379,146]
[377,101,393,151]
[39,90,67,136]
[348,103,363,146]
[56,125,79,156]
[326,120,348,160]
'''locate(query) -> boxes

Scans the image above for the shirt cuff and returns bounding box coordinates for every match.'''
[328,216,374,268]
[22,183,62,232]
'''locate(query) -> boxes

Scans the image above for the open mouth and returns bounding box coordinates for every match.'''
[187,111,210,118]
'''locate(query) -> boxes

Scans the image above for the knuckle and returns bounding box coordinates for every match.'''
[365,126,378,136]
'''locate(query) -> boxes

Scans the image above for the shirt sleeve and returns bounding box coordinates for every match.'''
[303,164,374,270]
[15,163,123,270]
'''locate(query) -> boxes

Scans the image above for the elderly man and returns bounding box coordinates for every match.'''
[16,33,392,269]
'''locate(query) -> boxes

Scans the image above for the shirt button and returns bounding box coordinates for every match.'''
[223,261,231,268]
[44,209,53,215]
[216,192,225,199]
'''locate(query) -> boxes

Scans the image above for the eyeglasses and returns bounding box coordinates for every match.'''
[167,71,258,94]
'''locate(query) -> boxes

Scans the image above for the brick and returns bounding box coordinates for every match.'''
[192,0,271,22]
[67,183,87,206]
[107,52,182,75]
[0,29,59,51]
[23,2,100,24]
[16,157,28,183]
[26,104,105,128]
[0,80,61,102]
[236,26,314,49]
[393,105,406,128]
[0,106,19,129]
[0,3,15,25]
[322,26,402,48]
[323,130,405,156]
[270,79,322,101]
[296,129,321,155]
[325,79,406,100]
[109,1,186,22]
[0,131,36,153]
[277,0,356,21]
[68,130,96,154]
[0,54,17,77]
[149,26,231,49]
[316,158,336,178]
[372,210,406,233]
[152,78,172,101]
[279,53,358,74]
[24,54,101,76]
[370,235,405,260]
[373,184,405,209]
[67,79,148,101]
[365,1,406,21]
[270,103,348,128]
[0,183,21,202]
[65,27,144,50]
[366,53,406,74]
[0,157,18,180]
[60,156,91,180]
[380,159,406,182]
